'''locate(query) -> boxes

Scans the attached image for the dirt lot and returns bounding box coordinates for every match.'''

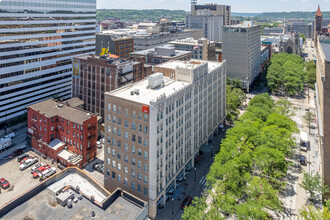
[0,149,56,207]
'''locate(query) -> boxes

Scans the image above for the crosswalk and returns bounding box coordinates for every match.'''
[199,176,207,187]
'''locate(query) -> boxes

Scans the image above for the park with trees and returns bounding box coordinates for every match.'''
[182,93,299,219]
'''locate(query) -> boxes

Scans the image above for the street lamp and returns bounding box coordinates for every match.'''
[194,167,197,182]
[172,197,174,215]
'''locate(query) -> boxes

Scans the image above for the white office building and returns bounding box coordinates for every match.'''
[0,0,96,125]
[104,59,226,218]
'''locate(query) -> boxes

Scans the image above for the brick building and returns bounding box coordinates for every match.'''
[27,99,98,168]
[72,54,152,117]
[96,33,134,58]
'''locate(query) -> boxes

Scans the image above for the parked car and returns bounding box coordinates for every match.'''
[300,155,307,166]
[5,132,16,139]
[20,157,38,171]
[0,178,10,189]
[33,165,50,178]
[17,154,29,162]
[8,148,23,158]
[39,167,56,181]
[93,163,104,174]
[20,157,30,164]
[195,156,202,163]
[181,195,193,209]
[31,163,45,174]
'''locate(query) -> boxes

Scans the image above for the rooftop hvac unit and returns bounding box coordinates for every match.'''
[148,72,164,89]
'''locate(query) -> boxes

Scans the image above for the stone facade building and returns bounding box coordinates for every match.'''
[314,5,323,45]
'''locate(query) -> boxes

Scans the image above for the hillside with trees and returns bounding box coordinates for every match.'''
[254,11,330,21]
[96,9,187,22]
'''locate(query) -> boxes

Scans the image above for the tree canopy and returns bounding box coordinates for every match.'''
[183,94,298,219]
[267,53,305,96]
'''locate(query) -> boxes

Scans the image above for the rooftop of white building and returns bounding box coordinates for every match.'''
[107,60,223,105]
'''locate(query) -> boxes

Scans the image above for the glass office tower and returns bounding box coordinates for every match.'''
[0,0,96,126]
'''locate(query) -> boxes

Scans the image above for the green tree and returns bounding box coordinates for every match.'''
[299,205,330,220]
[300,33,306,43]
[305,61,316,89]
[275,99,295,117]
[303,112,315,134]
[300,172,328,202]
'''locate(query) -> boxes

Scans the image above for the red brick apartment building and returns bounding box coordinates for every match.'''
[27,99,98,168]
[72,54,152,117]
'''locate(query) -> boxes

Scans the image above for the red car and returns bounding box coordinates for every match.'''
[20,157,30,164]
[32,165,50,178]
[181,195,192,209]
[0,178,10,189]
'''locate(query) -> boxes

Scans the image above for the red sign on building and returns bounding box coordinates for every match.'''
[142,105,149,114]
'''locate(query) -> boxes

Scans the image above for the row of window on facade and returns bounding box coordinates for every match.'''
[32,113,84,131]
[107,104,149,122]
[107,139,148,157]
[107,131,148,147]
[107,118,149,135]
[106,169,148,196]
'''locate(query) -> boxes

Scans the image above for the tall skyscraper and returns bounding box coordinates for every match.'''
[314,5,323,45]
[186,3,231,42]
[0,0,96,127]
[222,24,261,92]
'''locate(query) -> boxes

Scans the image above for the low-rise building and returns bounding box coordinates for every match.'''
[263,27,284,36]
[96,32,134,58]
[104,59,226,219]
[130,45,192,65]
[72,54,152,117]
[27,99,98,168]
[168,38,216,61]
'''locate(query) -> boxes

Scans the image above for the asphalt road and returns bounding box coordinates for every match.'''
[0,126,27,160]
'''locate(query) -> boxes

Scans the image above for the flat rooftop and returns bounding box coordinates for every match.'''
[2,189,143,220]
[28,99,95,125]
[108,60,223,105]
[48,139,65,151]
[131,46,190,58]
[48,173,107,203]
[320,43,330,61]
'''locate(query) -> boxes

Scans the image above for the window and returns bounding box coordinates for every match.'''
[132,111,136,118]
[132,122,136,130]
[124,120,128,127]
[131,182,135,190]
[124,155,128,162]
[117,129,121,137]
[138,124,142,132]
[108,103,111,110]
[67,129,69,134]
[118,118,121,125]
[132,158,136,166]
[124,143,128,151]
[73,123,75,129]
[112,116,116,123]
[124,132,128,140]
[132,146,136,154]
[144,187,148,196]
[124,108,128,116]
[112,171,116,179]
[137,172,141,180]
[137,184,141,192]
[144,114,148,122]
[107,125,111,133]
[118,107,122,114]
[138,136,142,144]
[137,160,142,168]
[144,139,148,147]
[113,127,117,135]
[138,112,142,120]
[112,149,116,157]
[107,114,111,121]
[132,134,136,142]
[144,151,148,159]
[73,132,75,138]
[125,166,128,174]
[107,158,110,165]
[124,178,128,186]
[117,151,121,159]
[144,175,148,183]
[118,163,121,170]
[107,147,110,154]
[113,105,116,112]
[107,169,110,176]
[117,174,121,182]
[51,126,54,131]
[112,160,116,168]
[144,126,148,134]
[144,163,148,171]
[67,120,69,126]
[138,148,142,157]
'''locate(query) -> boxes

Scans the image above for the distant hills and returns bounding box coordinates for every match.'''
[96,9,330,22]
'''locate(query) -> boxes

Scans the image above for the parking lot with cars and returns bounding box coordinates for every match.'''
[0,149,56,207]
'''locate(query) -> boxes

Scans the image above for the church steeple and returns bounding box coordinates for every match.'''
[316,5,322,17]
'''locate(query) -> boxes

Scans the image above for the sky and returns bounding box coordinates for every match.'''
[97,0,330,13]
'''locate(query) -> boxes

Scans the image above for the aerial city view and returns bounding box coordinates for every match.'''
[0,0,329,219]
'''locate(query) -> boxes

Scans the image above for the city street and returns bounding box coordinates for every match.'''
[156,127,227,220]
[303,39,316,62]
[0,126,28,161]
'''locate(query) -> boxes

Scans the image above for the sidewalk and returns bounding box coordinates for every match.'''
[155,128,226,220]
